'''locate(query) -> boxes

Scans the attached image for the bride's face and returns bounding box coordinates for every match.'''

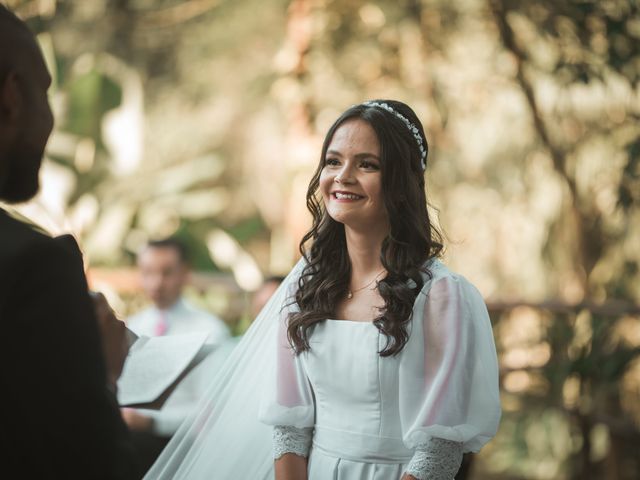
[319,119,388,233]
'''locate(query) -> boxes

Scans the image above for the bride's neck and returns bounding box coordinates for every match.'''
[344,226,386,275]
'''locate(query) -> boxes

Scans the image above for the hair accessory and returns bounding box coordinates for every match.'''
[362,101,427,170]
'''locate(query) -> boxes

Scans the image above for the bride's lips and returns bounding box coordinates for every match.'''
[331,190,365,202]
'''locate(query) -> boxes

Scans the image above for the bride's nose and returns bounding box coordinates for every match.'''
[334,164,355,184]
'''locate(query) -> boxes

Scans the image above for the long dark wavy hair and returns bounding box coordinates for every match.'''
[287,100,443,357]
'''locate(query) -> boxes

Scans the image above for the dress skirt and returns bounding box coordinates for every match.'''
[308,451,406,480]
[306,425,412,480]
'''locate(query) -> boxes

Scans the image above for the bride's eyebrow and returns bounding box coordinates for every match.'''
[354,153,380,161]
[325,150,380,161]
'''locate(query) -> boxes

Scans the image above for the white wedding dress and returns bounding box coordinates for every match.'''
[145,259,501,479]
[277,320,417,478]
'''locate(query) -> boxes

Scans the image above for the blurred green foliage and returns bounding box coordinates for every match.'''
[5,0,640,478]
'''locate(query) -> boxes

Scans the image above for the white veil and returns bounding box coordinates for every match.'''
[144,259,306,479]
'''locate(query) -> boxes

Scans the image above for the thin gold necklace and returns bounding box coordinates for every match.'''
[347,269,385,299]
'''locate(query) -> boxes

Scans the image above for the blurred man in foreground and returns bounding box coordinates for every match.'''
[0,5,136,479]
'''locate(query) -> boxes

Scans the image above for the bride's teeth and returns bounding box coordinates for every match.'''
[335,192,361,200]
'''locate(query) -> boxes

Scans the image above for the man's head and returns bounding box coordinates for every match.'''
[137,238,190,310]
[251,275,285,318]
[0,5,54,204]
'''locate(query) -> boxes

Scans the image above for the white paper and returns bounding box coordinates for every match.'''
[125,327,138,348]
[117,332,209,406]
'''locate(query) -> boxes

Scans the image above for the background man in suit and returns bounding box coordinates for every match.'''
[250,274,286,318]
[127,238,230,342]
[122,238,231,474]
[0,5,137,479]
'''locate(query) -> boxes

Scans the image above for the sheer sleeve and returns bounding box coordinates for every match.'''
[258,286,315,435]
[399,268,501,454]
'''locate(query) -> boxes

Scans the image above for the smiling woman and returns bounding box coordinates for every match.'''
[289,100,442,357]
[320,119,386,232]
[145,100,501,480]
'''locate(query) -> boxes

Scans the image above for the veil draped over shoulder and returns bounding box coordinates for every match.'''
[145,257,501,479]
[144,260,306,479]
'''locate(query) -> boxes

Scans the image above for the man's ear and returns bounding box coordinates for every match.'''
[182,265,192,281]
[0,71,23,119]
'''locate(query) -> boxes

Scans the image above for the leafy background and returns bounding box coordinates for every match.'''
[4,0,639,478]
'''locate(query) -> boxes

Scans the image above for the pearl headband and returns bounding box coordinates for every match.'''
[362,101,427,170]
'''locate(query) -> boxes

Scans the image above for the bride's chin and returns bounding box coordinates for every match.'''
[327,209,387,232]
[327,210,351,225]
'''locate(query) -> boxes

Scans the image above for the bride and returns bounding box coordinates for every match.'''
[145,100,501,480]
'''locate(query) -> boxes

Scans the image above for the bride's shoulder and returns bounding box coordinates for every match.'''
[418,258,477,293]
[419,257,450,282]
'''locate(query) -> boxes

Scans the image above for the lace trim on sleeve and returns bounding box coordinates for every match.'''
[405,437,464,480]
[273,425,313,460]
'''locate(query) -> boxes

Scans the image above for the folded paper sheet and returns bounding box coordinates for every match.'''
[117,332,210,407]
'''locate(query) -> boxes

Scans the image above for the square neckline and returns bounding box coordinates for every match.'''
[326,318,375,324]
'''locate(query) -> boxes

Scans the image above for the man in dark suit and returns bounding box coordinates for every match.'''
[0,6,138,479]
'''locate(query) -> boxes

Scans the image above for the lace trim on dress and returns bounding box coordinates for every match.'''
[406,437,464,480]
[273,425,313,460]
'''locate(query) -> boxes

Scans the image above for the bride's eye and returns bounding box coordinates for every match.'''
[325,157,340,167]
[360,160,380,170]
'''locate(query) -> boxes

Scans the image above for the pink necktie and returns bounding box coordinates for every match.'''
[154,311,168,336]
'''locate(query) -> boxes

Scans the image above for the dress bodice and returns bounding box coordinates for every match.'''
[259,261,501,477]
[301,320,413,462]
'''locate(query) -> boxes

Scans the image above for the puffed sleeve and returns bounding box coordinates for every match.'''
[399,269,501,455]
[258,285,315,458]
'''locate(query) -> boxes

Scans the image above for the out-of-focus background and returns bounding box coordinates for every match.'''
[4,0,640,478]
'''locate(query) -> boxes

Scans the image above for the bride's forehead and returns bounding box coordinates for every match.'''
[328,120,380,150]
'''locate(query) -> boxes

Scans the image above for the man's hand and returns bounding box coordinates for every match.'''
[91,291,129,390]
[120,407,154,432]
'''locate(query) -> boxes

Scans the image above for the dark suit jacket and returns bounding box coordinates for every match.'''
[0,209,137,479]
